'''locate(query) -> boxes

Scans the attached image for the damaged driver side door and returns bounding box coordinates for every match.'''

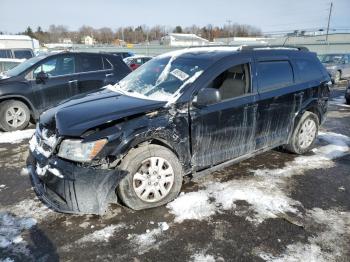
[190,58,258,170]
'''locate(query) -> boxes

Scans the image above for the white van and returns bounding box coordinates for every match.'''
[0,35,40,72]
[0,35,39,59]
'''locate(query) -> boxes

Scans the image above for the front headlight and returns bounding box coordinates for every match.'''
[58,139,107,162]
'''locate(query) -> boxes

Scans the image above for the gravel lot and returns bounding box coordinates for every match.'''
[0,84,349,262]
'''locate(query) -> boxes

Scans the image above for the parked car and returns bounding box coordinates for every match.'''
[0,52,131,131]
[106,51,134,59]
[28,46,330,215]
[123,55,153,70]
[345,81,350,104]
[0,58,23,73]
[319,53,350,83]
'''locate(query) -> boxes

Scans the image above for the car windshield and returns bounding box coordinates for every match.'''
[113,56,208,102]
[5,56,43,77]
[320,54,343,64]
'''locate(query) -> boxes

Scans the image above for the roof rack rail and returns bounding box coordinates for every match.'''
[239,45,309,51]
[187,44,237,48]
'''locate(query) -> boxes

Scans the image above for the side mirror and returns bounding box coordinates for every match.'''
[193,87,221,107]
[36,71,49,83]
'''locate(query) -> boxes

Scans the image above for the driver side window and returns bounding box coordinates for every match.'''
[208,63,251,102]
[34,58,58,78]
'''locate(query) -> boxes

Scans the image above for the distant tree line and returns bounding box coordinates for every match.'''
[18,23,262,44]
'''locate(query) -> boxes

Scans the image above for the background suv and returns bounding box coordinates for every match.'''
[319,53,350,83]
[0,52,131,131]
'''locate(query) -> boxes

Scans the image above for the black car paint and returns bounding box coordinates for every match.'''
[0,52,131,119]
[28,48,330,215]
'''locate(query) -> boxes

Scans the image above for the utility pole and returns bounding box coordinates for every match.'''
[326,2,333,43]
[226,19,232,44]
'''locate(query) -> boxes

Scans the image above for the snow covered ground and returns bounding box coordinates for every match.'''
[0,129,35,144]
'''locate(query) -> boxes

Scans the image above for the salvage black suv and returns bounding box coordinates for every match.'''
[28,46,330,214]
[0,52,131,131]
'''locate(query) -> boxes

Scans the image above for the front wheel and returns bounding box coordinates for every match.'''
[285,111,319,154]
[117,144,183,210]
[0,100,31,131]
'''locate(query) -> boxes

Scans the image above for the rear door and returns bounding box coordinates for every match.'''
[190,57,258,169]
[76,53,109,94]
[30,54,78,111]
[255,56,299,149]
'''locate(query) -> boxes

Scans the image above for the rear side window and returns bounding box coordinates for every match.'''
[0,49,12,58]
[13,50,33,59]
[258,61,293,91]
[78,54,103,72]
[294,59,322,82]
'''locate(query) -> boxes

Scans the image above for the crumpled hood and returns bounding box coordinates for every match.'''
[40,89,166,137]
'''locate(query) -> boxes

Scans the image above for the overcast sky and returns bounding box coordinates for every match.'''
[1,0,349,33]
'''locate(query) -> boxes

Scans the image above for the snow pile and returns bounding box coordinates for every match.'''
[167,191,216,223]
[0,184,6,192]
[0,129,35,144]
[167,132,350,224]
[259,208,350,262]
[76,224,125,244]
[191,251,216,262]
[168,177,301,224]
[128,222,170,254]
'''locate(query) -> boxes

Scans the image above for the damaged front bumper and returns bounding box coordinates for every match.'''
[28,148,126,215]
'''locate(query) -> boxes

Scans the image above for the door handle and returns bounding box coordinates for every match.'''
[68,80,78,84]
[105,73,114,77]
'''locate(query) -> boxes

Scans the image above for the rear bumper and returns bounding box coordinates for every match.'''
[28,150,126,215]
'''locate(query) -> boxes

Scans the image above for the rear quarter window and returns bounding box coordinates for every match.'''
[78,54,103,72]
[294,59,322,82]
[257,61,294,91]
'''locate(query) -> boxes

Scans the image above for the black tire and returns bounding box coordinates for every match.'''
[346,98,350,105]
[117,144,183,210]
[0,100,30,131]
[285,111,319,155]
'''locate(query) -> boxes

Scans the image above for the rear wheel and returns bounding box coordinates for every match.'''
[334,71,341,83]
[0,100,30,131]
[346,98,350,105]
[285,111,319,154]
[117,144,183,210]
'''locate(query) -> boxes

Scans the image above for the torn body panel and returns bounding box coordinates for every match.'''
[28,150,125,215]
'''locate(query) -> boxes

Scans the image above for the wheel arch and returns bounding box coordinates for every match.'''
[111,133,190,174]
[0,95,38,120]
